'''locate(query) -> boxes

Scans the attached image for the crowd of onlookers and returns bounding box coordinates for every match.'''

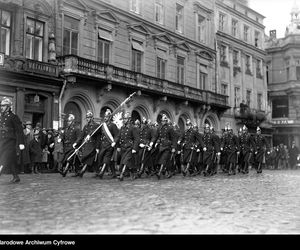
[20,121,65,174]
[265,142,300,170]
[18,120,300,174]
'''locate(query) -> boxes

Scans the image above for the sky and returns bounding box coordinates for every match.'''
[249,0,296,38]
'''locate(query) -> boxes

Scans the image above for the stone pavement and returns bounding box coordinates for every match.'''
[0,170,300,234]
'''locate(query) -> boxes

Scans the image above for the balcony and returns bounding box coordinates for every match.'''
[234,106,268,127]
[58,55,229,108]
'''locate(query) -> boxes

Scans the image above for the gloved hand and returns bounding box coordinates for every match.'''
[139,143,145,148]
[50,143,54,148]
[117,148,121,152]
[149,142,153,147]
[196,149,200,152]
[57,138,62,143]
[85,135,91,141]
[217,152,221,156]
[171,148,176,153]
[111,142,116,147]
[73,143,77,149]
[96,149,99,154]
[19,144,25,150]
[132,149,136,154]
[203,147,207,152]
[177,141,181,145]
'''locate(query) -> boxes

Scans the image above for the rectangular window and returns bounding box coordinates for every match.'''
[177,56,185,84]
[256,59,262,78]
[0,9,11,55]
[246,90,251,107]
[296,66,300,80]
[132,47,142,73]
[234,87,240,107]
[130,0,140,14]
[176,4,183,33]
[155,0,164,24]
[221,83,228,95]
[272,97,289,118]
[25,18,44,61]
[157,56,166,79]
[233,50,239,66]
[257,93,263,110]
[197,14,206,43]
[219,13,225,31]
[232,19,238,37]
[198,64,207,90]
[220,45,227,62]
[255,30,260,47]
[63,16,79,55]
[245,55,252,74]
[97,39,110,64]
[244,25,249,42]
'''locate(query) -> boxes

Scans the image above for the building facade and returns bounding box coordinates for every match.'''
[215,0,270,137]
[265,3,300,147]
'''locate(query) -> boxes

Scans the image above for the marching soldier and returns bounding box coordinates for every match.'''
[155,114,177,179]
[136,117,157,178]
[210,126,220,175]
[239,125,255,174]
[173,122,182,175]
[219,126,228,173]
[96,109,119,179]
[0,97,25,183]
[222,125,239,175]
[60,114,81,177]
[253,126,269,174]
[202,124,220,176]
[177,119,203,176]
[115,111,139,181]
[74,110,101,178]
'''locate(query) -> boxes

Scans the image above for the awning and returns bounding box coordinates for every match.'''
[131,40,144,52]
[156,49,167,60]
[200,64,208,74]
[98,29,113,41]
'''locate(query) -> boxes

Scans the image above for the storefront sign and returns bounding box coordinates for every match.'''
[0,53,4,66]
[271,120,295,125]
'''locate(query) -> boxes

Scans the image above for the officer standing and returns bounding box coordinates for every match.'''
[239,125,255,174]
[96,109,119,179]
[0,97,25,183]
[74,110,101,178]
[253,126,269,174]
[60,114,81,177]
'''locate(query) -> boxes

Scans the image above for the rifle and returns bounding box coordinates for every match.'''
[66,92,137,162]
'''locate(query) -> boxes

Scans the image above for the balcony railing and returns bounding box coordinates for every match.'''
[234,107,267,121]
[24,59,58,77]
[58,55,229,107]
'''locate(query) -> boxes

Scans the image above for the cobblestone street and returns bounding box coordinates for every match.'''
[0,170,300,234]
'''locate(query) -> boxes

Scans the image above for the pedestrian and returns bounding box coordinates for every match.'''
[46,130,55,171]
[53,128,64,172]
[22,120,33,173]
[239,125,255,174]
[289,141,299,169]
[0,97,25,183]
[29,129,43,174]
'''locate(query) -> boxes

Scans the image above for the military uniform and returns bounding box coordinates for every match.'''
[115,122,139,170]
[136,123,157,176]
[75,120,100,168]
[202,130,220,175]
[0,109,25,178]
[253,131,269,173]
[239,131,255,173]
[222,131,239,174]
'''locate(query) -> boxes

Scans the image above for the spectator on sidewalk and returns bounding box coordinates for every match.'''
[289,141,299,169]
[29,129,43,174]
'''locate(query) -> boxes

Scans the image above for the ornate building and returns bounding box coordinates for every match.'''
[215,0,270,139]
[0,0,231,133]
[265,2,300,147]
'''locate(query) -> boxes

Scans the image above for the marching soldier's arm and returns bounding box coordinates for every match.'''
[195,132,204,149]
[12,114,25,146]
[75,126,86,146]
[213,135,221,153]
[169,127,177,149]
[132,127,140,152]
